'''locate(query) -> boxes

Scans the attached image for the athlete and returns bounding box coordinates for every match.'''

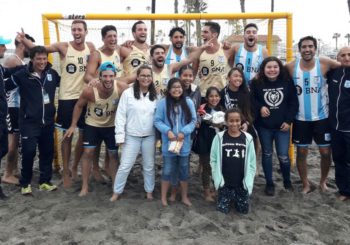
[2,34,35,185]
[286,36,340,193]
[18,20,95,188]
[64,62,125,197]
[232,23,268,84]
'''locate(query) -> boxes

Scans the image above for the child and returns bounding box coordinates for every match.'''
[210,108,256,214]
[154,77,197,207]
[192,87,225,202]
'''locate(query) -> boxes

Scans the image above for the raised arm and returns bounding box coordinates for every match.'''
[84,50,101,84]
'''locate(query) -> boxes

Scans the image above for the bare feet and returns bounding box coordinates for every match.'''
[161,198,168,207]
[92,170,106,183]
[337,195,349,201]
[319,181,329,192]
[110,193,120,202]
[1,175,19,185]
[204,189,215,202]
[301,183,312,194]
[71,167,80,182]
[169,188,177,202]
[146,192,154,201]
[62,173,72,188]
[182,197,192,207]
[78,188,88,197]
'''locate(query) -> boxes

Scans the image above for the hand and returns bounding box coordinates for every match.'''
[121,40,134,48]
[62,126,76,141]
[167,131,176,141]
[88,79,100,87]
[16,28,25,42]
[260,106,270,118]
[241,122,248,132]
[280,122,290,131]
[177,132,185,142]
[222,40,232,50]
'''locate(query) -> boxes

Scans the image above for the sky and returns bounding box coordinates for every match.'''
[1,0,349,50]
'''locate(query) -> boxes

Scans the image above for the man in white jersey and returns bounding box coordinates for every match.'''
[196,21,235,98]
[18,20,96,188]
[2,34,34,185]
[233,23,268,84]
[286,36,340,193]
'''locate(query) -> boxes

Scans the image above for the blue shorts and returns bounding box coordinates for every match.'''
[162,155,189,182]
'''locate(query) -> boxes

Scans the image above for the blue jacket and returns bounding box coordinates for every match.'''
[154,97,196,157]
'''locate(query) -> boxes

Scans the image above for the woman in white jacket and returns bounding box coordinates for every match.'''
[110,65,158,202]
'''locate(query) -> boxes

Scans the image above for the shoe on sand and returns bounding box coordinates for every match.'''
[21,185,32,195]
[39,183,57,192]
[265,184,275,196]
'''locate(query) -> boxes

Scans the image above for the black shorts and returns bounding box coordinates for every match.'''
[6,107,20,134]
[56,99,86,130]
[292,119,331,147]
[83,125,117,151]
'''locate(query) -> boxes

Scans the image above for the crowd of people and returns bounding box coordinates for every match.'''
[0,19,349,215]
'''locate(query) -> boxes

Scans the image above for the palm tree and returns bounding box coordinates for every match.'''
[184,0,208,46]
[174,0,179,27]
[239,0,247,26]
[348,0,350,16]
[151,0,156,45]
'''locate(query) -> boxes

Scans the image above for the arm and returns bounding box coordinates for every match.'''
[84,50,100,84]
[4,72,20,92]
[320,56,341,73]
[115,89,128,144]
[284,79,299,124]
[262,47,269,58]
[154,99,172,134]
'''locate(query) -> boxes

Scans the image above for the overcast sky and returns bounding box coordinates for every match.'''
[1,0,349,49]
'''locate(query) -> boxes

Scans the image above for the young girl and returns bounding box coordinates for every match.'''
[192,87,225,202]
[154,77,197,207]
[210,108,256,214]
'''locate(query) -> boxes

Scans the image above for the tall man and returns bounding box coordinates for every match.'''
[233,23,268,84]
[2,34,35,185]
[327,46,350,201]
[19,20,95,187]
[286,36,340,193]
[5,46,60,195]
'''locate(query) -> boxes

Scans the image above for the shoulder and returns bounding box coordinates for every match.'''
[86,42,96,52]
[3,55,20,67]
[242,131,253,142]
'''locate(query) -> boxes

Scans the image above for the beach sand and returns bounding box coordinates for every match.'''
[1,147,350,245]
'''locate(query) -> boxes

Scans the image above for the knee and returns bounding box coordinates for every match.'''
[320,149,331,160]
[162,164,172,181]
[277,155,290,165]
[262,150,272,158]
[82,149,94,160]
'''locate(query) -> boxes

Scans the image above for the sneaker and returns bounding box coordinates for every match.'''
[39,183,57,192]
[21,185,32,195]
[265,184,275,196]
[284,181,294,191]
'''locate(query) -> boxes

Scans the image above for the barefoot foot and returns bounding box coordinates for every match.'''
[110,193,120,202]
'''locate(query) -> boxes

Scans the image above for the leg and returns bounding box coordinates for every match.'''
[232,187,249,214]
[161,156,176,206]
[111,135,141,201]
[71,130,84,181]
[0,128,9,199]
[3,133,19,184]
[319,146,331,192]
[107,150,118,185]
[275,130,292,189]
[37,126,55,185]
[92,143,105,182]
[141,135,155,199]
[216,186,232,214]
[61,133,73,187]
[178,156,191,206]
[199,154,214,202]
[79,148,95,196]
[20,134,38,188]
[296,147,310,193]
[169,162,180,202]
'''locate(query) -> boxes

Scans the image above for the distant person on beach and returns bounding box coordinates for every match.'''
[210,108,256,214]
[64,62,125,197]
[4,46,60,195]
[286,36,340,194]
[327,46,350,201]
[154,77,197,207]
[18,20,95,188]
[2,34,35,186]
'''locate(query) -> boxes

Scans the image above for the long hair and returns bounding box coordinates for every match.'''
[133,65,157,101]
[204,86,224,112]
[226,68,254,123]
[252,56,291,85]
[165,78,192,129]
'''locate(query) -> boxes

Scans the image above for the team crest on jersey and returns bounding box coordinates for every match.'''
[235,63,244,71]
[66,63,77,74]
[295,85,302,95]
[201,67,209,76]
[112,98,119,105]
[94,107,103,117]
[47,74,52,81]
[264,88,284,108]
[218,56,225,63]
[345,80,350,88]
[162,78,168,85]
[313,76,321,83]
[131,59,141,67]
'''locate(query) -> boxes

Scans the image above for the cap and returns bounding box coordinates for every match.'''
[0,36,11,45]
[99,61,117,73]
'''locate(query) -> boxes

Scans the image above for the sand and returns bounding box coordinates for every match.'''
[1,147,350,245]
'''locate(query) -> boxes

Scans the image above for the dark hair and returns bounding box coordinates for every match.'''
[224,107,243,122]
[168,27,186,37]
[133,65,157,101]
[253,56,291,85]
[132,21,145,33]
[204,86,224,111]
[15,34,35,47]
[150,44,165,57]
[165,78,193,128]
[178,65,194,77]
[204,21,221,36]
[244,23,258,32]
[72,20,88,31]
[101,25,117,39]
[298,36,317,51]
[226,67,253,124]
[29,46,48,59]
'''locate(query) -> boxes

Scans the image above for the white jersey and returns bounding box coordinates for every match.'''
[234,44,264,84]
[293,58,328,121]
[6,55,25,108]
[165,45,188,78]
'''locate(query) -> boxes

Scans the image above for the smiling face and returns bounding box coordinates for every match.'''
[100,70,116,90]
[226,112,241,134]
[264,60,280,81]
[137,68,153,89]
[170,31,185,50]
[244,26,258,48]
[180,68,194,89]
[103,30,118,50]
[71,23,87,45]
[0,44,6,58]
[337,47,350,67]
[228,70,243,91]
[201,26,217,43]
[169,81,183,99]
[300,40,316,62]
[152,47,165,68]
[206,89,221,108]
[133,23,148,43]
[32,52,48,73]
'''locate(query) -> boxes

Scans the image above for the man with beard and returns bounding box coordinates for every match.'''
[233,23,268,84]
[121,21,151,76]
[286,36,340,194]
[2,34,35,185]
[63,62,124,197]
[327,46,350,201]
[18,20,95,188]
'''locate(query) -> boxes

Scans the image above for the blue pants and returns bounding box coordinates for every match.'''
[331,129,350,196]
[257,127,291,186]
[217,186,249,214]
